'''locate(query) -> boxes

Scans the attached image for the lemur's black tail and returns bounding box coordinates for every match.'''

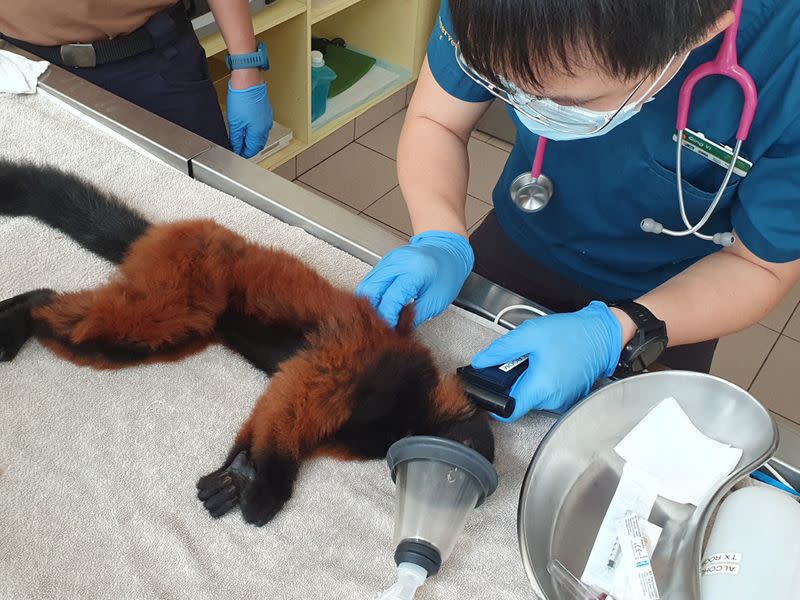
[0,160,150,264]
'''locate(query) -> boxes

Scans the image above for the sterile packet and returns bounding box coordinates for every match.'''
[611,511,661,600]
[582,463,660,592]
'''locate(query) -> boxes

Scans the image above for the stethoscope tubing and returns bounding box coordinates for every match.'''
[669,136,742,240]
[512,0,756,248]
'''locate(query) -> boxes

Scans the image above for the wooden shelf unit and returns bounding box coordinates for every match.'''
[310,0,366,24]
[198,0,439,172]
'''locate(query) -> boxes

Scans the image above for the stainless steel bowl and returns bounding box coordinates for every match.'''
[518,370,778,599]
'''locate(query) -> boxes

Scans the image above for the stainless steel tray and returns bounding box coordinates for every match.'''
[518,371,778,599]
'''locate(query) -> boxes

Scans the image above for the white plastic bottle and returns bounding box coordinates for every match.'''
[700,485,800,599]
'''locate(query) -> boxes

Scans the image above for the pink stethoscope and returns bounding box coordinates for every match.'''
[513,0,758,247]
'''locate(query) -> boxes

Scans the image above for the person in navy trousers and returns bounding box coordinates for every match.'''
[1,0,273,158]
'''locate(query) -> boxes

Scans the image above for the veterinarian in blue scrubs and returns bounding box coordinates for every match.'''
[357,0,800,422]
[0,0,272,158]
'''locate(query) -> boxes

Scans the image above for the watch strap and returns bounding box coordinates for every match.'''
[611,301,664,335]
[609,301,668,376]
[225,41,270,71]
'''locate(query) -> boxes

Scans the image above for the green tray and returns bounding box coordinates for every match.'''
[323,45,377,98]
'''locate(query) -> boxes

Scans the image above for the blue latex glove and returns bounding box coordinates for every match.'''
[356,230,474,329]
[227,81,273,159]
[471,301,623,422]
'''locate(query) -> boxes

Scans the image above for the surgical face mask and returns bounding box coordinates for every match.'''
[508,53,687,141]
[511,96,651,141]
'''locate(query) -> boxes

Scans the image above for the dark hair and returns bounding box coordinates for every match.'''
[449,0,731,92]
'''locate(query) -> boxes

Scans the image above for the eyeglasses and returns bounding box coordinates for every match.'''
[454,42,674,136]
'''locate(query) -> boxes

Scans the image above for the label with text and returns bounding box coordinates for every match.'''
[701,553,742,577]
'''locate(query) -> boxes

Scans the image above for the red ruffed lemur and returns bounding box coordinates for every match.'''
[0,160,494,526]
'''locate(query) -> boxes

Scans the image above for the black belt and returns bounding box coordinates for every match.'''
[2,3,191,68]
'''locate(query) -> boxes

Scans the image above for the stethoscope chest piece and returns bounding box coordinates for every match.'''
[510,171,554,213]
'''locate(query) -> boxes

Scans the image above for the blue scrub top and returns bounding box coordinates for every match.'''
[427,0,800,301]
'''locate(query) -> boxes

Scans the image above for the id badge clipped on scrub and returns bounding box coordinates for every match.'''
[673,129,753,177]
[456,356,529,419]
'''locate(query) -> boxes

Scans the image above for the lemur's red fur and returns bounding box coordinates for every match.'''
[6,217,491,526]
[31,217,473,442]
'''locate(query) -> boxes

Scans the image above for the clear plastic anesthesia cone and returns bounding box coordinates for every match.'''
[374,436,499,599]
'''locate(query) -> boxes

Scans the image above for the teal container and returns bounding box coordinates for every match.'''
[311,50,337,121]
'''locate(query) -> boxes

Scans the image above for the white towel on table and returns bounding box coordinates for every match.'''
[0,48,49,94]
[0,92,558,600]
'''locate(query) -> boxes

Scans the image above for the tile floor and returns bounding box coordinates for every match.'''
[275,86,800,429]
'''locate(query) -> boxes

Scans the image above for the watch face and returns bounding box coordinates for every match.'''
[633,339,668,372]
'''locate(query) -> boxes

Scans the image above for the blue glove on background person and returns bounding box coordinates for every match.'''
[227,81,273,159]
[471,301,623,422]
[356,230,474,328]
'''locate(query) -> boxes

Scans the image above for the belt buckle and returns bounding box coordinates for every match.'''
[60,43,97,67]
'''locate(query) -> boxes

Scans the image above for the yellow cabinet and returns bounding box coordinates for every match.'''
[200,0,439,170]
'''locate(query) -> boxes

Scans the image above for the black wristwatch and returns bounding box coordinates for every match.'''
[608,301,668,377]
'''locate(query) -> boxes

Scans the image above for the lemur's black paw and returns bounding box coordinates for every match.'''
[0,289,54,362]
[196,451,255,519]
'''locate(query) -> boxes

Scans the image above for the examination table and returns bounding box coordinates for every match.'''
[0,50,556,600]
